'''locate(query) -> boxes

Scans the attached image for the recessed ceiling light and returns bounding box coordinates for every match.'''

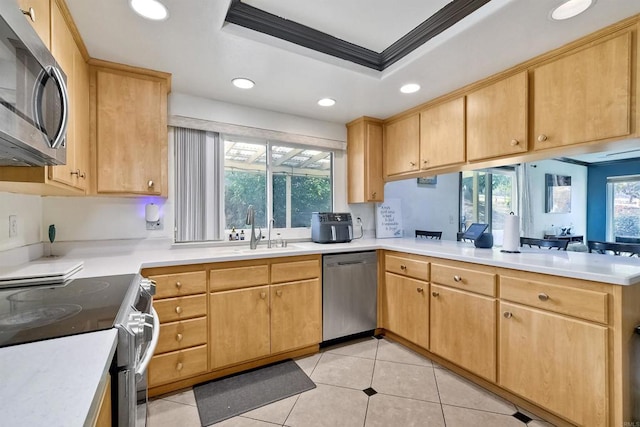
[318,98,336,107]
[232,78,255,89]
[130,0,168,20]
[550,0,594,20]
[400,83,421,94]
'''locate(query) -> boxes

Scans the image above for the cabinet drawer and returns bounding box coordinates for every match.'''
[154,294,207,323]
[385,253,429,281]
[155,317,207,354]
[148,344,208,388]
[149,271,206,299]
[271,259,320,283]
[500,276,608,324]
[431,263,496,297]
[210,264,269,291]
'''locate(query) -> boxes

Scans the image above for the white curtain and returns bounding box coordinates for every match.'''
[174,127,223,242]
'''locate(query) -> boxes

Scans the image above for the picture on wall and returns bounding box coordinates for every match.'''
[545,173,571,213]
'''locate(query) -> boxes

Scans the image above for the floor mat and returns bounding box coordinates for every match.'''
[193,359,316,426]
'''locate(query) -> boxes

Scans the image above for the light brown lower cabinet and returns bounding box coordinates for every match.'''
[382,272,429,349]
[429,284,496,381]
[92,375,111,427]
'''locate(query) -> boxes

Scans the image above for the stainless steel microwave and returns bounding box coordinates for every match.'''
[0,0,68,166]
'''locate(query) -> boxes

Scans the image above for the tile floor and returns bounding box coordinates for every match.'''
[147,336,557,427]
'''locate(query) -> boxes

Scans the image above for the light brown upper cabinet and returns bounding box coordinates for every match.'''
[18,0,50,48]
[347,117,384,203]
[419,97,466,169]
[90,61,171,196]
[383,113,420,178]
[466,71,528,161]
[533,31,632,151]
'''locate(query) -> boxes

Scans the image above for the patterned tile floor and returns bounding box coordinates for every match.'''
[147,337,557,427]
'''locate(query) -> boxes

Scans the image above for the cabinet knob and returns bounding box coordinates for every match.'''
[423,159,428,165]
[175,306,182,314]
[453,275,462,282]
[20,7,35,22]
[176,362,183,371]
[176,333,183,342]
[416,287,424,293]
[409,161,416,167]
[432,291,439,297]
[537,134,548,142]
[400,265,407,271]
[175,281,182,288]
[260,292,266,299]
[538,293,550,301]
[372,192,377,198]
[276,290,283,297]
[148,180,154,188]
[503,311,513,319]
[510,139,519,147]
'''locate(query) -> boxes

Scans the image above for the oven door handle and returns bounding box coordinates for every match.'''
[136,307,160,381]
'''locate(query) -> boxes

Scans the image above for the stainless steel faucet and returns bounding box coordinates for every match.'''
[245,205,262,249]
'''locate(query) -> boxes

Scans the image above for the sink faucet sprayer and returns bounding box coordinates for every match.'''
[245,205,262,250]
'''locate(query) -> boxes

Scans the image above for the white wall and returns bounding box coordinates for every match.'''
[0,192,42,252]
[525,159,588,240]
[383,173,460,240]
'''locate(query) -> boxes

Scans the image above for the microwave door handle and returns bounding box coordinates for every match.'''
[135,307,160,381]
[47,66,69,149]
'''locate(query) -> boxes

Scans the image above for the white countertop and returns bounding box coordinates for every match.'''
[49,237,640,285]
[0,329,117,427]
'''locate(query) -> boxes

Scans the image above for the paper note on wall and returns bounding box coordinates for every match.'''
[376,198,403,238]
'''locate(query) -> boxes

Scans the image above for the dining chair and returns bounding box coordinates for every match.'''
[520,237,569,250]
[588,241,640,257]
[416,230,442,240]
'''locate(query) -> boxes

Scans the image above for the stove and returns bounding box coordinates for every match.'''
[0,272,159,426]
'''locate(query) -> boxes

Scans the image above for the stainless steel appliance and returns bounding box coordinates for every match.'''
[0,273,158,426]
[322,251,377,342]
[311,212,353,243]
[0,0,69,166]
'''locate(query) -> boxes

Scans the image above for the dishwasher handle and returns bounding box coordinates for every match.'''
[336,260,367,266]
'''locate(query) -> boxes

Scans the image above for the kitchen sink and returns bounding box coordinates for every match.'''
[232,244,299,254]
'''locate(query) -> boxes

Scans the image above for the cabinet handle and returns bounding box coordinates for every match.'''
[176,362,183,371]
[21,7,35,22]
[70,169,85,178]
[538,293,550,302]
[503,311,513,319]
[400,265,407,271]
[416,287,424,293]
[510,139,519,147]
[276,290,283,297]
[371,192,377,198]
[260,292,266,299]
[537,134,548,142]
[176,333,183,342]
[175,281,182,288]
[175,306,182,314]
[453,275,462,282]
[432,291,439,297]
[148,180,154,188]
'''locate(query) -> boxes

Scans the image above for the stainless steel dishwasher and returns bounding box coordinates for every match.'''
[322,251,377,342]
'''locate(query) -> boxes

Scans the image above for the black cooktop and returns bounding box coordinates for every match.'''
[0,274,138,348]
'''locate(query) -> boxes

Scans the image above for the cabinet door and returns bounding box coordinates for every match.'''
[271,279,321,354]
[533,32,631,150]
[347,119,384,203]
[210,286,270,368]
[467,72,528,161]
[384,114,420,177]
[382,272,429,349]
[420,97,465,169]
[95,70,166,195]
[499,302,608,426]
[430,285,496,381]
[18,0,50,48]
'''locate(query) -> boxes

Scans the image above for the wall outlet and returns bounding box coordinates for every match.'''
[9,215,17,238]
[146,218,162,230]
